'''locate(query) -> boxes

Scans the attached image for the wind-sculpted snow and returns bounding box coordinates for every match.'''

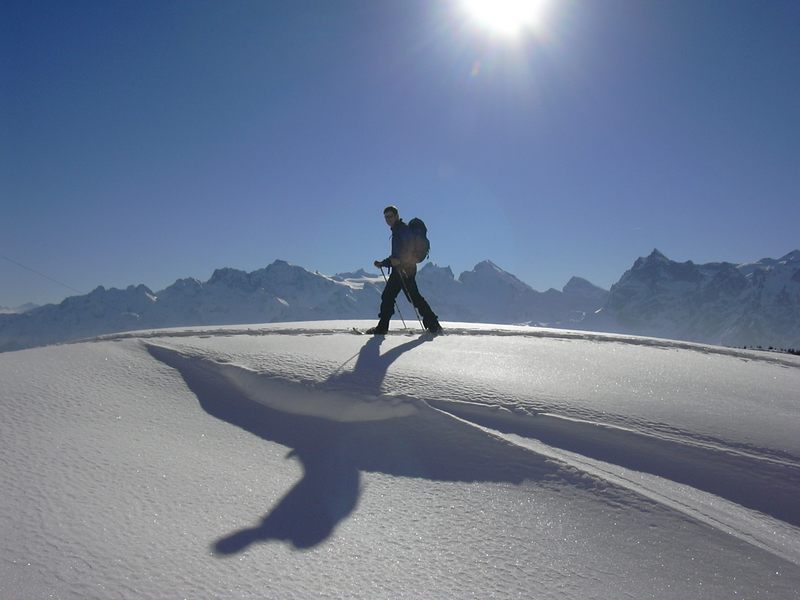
[121,322,800,453]
[147,344,423,422]
[144,342,604,554]
[2,323,800,599]
[145,328,800,560]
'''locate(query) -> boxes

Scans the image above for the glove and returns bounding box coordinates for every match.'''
[374,260,383,268]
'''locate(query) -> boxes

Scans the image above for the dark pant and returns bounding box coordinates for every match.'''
[379,268,438,329]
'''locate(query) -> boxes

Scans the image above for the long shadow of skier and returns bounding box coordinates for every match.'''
[148,336,563,554]
[150,334,545,554]
[210,335,430,553]
[325,334,429,398]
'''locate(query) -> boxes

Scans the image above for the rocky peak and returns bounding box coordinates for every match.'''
[208,268,251,289]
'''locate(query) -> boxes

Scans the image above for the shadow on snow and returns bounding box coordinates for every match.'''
[147,337,559,554]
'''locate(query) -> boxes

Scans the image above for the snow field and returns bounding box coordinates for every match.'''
[1,322,799,598]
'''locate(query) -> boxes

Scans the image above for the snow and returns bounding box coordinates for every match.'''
[1,321,799,599]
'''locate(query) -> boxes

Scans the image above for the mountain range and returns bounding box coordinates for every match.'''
[1,250,798,352]
[582,249,800,349]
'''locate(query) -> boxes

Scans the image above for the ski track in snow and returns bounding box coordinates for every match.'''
[141,323,800,568]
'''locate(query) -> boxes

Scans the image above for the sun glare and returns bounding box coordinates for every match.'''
[462,0,548,37]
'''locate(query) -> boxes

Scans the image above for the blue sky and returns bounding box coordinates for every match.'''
[2,0,799,307]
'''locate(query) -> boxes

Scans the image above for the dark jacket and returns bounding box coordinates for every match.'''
[380,220,417,271]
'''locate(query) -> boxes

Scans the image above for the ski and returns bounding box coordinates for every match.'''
[422,329,444,338]
[350,327,443,337]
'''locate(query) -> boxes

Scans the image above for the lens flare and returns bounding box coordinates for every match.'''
[462,0,548,36]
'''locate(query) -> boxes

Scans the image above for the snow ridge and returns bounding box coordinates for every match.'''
[97,321,800,369]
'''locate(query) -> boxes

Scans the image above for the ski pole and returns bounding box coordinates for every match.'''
[398,268,425,330]
[380,266,407,329]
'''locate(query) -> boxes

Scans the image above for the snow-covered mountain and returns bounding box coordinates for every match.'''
[0,260,605,352]
[416,260,608,326]
[0,302,38,314]
[3,249,797,353]
[583,249,800,348]
[2,322,799,598]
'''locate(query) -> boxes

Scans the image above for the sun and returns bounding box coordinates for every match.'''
[461,0,549,37]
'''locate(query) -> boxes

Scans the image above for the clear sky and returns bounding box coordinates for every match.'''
[2,0,799,307]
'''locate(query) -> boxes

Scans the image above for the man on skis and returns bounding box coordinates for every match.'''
[369,205,442,335]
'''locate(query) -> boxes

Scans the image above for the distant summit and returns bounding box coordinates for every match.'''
[780,249,800,264]
[562,277,610,318]
[460,260,532,292]
[643,248,669,263]
[582,249,800,348]
[563,276,606,296]
[332,269,374,281]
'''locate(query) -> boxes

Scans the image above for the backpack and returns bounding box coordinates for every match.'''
[407,217,430,263]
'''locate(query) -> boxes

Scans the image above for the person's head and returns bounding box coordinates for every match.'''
[383,205,399,227]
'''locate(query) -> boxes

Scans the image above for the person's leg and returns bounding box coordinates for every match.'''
[401,272,440,330]
[376,270,403,330]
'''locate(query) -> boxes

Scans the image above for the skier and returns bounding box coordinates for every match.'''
[368,205,442,335]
